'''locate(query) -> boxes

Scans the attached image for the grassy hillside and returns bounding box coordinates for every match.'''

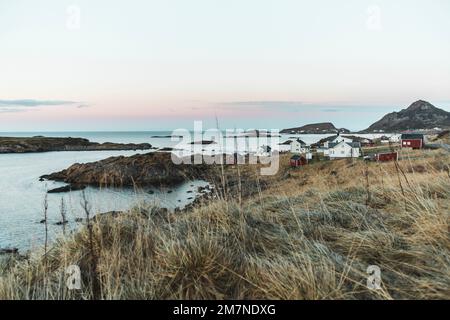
[1,150,449,299]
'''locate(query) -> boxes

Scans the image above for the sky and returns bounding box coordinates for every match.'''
[1,0,450,132]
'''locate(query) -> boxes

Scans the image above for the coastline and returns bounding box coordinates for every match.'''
[0,136,152,153]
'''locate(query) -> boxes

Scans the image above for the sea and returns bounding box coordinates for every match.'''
[0,131,392,251]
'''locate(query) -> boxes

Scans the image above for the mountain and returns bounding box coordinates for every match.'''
[280,122,350,134]
[362,100,450,133]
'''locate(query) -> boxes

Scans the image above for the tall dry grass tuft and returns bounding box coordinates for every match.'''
[0,150,449,300]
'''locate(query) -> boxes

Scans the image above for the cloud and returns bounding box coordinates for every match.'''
[218,101,304,112]
[0,99,77,107]
[0,99,80,113]
[0,108,28,113]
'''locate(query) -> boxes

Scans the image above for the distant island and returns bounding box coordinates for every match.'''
[0,136,152,153]
[226,129,281,138]
[280,122,350,134]
[361,100,450,133]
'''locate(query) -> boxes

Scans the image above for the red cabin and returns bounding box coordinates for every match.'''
[401,134,424,149]
[290,155,307,167]
[376,152,398,162]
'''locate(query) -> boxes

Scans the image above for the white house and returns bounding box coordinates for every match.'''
[256,145,272,157]
[328,141,361,159]
[290,139,310,154]
[324,134,352,148]
[389,134,401,143]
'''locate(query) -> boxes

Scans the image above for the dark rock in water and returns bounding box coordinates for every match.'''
[148,190,155,194]
[151,135,183,139]
[55,221,69,226]
[190,140,216,145]
[186,190,193,193]
[0,248,18,255]
[39,177,45,182]
[167,190,173,193]
[157,147,174,151]
[74,218,83,223]
[187,197,193,200]
[178,199,181,202]
[47,184,86,193]
[39,219,46,224]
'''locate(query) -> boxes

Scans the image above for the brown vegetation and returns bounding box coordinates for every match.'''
[0,149,449,299]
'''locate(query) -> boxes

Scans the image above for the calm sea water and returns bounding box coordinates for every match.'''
[0,131,391,251]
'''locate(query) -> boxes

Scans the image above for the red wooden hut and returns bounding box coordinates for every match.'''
[290,155,307,167]
[376,152,398,162]
[401,134,424,149]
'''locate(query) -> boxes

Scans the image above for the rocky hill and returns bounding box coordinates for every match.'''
[281,122,350,134]
[362,100,450,133]
[40,152,209,187]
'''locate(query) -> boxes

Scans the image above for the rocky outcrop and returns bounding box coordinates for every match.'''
[281,122,350,134]
[190,140,216,145]
[40,152,212,187]
[0,248,18,255]
[0,137,152,153]
[47,184,86,193]
[362,100,450,133]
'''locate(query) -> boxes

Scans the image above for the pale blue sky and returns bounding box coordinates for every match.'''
[1,0,449,131]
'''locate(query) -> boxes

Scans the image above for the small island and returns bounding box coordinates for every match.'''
[280,122,350,134]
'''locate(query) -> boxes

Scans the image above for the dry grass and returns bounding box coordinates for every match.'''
[0,149,449,300]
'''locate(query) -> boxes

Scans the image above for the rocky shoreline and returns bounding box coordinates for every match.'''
[0,136,152,153]
[40,152,213,188]
[40,151,274,204]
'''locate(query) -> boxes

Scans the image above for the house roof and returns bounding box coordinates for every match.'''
[328,142,338,148]
[329,141,361,149]
[324,135,339,142]
[346,142,361,148]
[401,133,424,140]
[295,138,307,145]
